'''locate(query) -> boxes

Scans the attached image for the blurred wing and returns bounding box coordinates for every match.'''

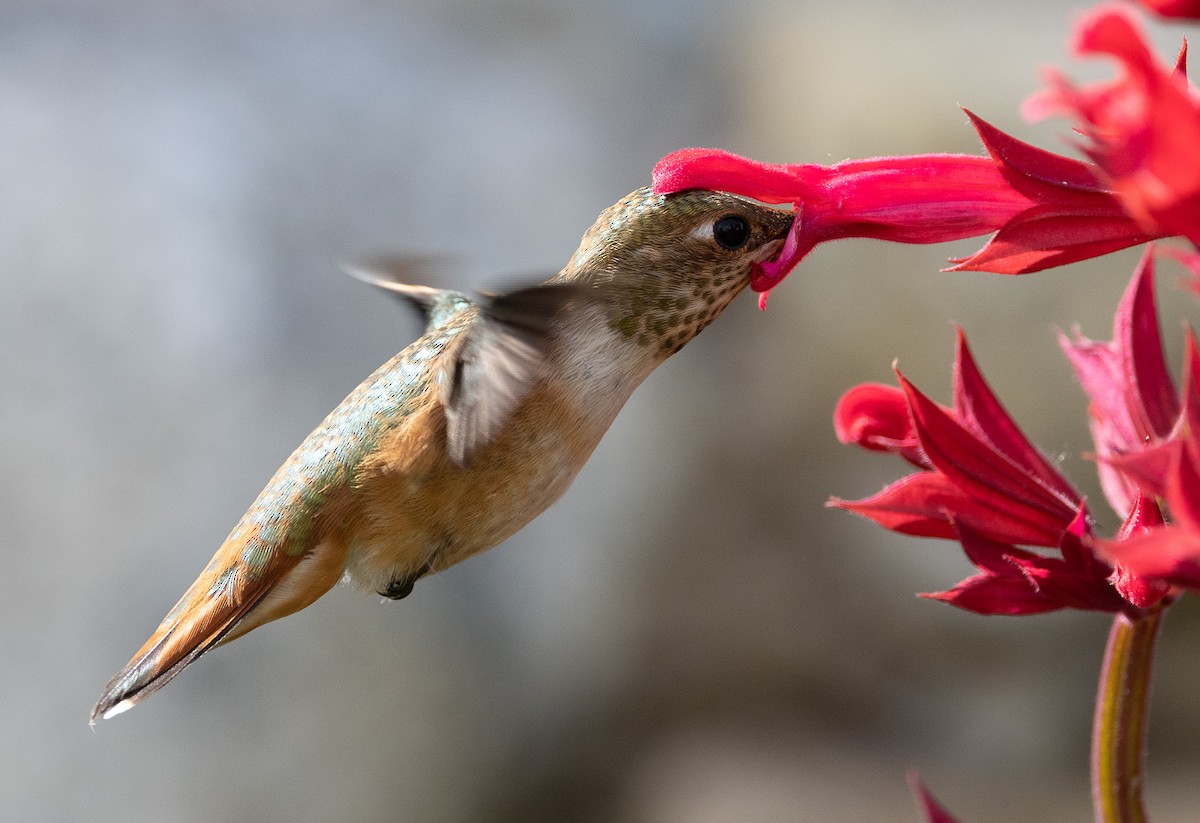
[343,254,472,331]
[441,282,587,466]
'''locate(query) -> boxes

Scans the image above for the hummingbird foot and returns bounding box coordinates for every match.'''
[378,563,431,600]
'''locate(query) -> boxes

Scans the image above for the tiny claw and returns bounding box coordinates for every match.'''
[377,563,431,600]
[379,578,416,600]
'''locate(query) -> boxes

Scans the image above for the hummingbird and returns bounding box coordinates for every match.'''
[91,185,794,722]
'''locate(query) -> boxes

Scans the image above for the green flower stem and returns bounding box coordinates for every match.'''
[1092,608,1166,823]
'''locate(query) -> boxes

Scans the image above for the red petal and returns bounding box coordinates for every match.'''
[828,474,958,541]
[1118,249,1179,438]
[953,329,1080,501]
[1059,332,1137,450]
[953,519,1027,573]
[1178,327,1200,434]
[921,572,1061,615]
[1057,505,1102,572]
[1111,566,1170,608]
[948,207,1158,273]
[1074,5,1160,67]
[1070,8,1200,243]
[1058,251,1179,514]
[1106,441,1176,499]
[813,154,1030,242]
[1102,457,1200,591]
[833,383,926,467]
[899,371,1080,544]
[951,110,1164,274]
[1118,492,1167,539]
[830,470,1074,547]
[966,109,1108,196]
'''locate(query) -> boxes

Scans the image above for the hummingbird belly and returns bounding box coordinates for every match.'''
[342,379,613,594]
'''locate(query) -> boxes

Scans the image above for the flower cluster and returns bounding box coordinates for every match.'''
[833,250,1186,616]
[1025,8,1200,248]
[653,1,1200,818]
[654,1,1200,618]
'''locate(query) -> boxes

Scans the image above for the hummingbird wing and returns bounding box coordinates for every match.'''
[440,282,586,466]
[343,255,472,332]
[346,257,586,464]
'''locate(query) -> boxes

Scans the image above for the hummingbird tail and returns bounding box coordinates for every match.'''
[89,576,268,724]
[90,532,347,724]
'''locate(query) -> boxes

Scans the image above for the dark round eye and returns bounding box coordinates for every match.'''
[713,214,751,250]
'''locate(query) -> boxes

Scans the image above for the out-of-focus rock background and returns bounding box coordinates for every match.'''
[5,2,1199,820]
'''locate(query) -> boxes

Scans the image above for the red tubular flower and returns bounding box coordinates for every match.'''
[831,325,1173,616]
[1058,248,1179,517]
[653,113,1158,308]
[1025,4,1200,247]
[831,329,1083,549]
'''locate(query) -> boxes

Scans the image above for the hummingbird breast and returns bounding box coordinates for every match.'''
[342,348,638,593]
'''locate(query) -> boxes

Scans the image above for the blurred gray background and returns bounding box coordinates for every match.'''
[5,1,1200,821]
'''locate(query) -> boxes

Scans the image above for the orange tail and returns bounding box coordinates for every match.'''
[91,527,345,723]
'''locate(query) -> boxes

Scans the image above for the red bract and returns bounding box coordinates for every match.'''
[652,113,1157,308]
[831,330,1083,549]
[1108,494,1172,608]
[922,509,1128,615]
[1025,5,1200,247]
[1058,248,1179,517]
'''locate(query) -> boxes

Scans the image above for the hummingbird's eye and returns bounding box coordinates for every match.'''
[712,215,751,250]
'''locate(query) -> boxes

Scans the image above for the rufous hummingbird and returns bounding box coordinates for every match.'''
[91,186,794,722]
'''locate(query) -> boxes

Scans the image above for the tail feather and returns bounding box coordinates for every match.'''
[90,521,348,723]
[90,572,272,723]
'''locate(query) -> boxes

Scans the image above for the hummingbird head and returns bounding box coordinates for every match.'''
[561,186,794,357]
